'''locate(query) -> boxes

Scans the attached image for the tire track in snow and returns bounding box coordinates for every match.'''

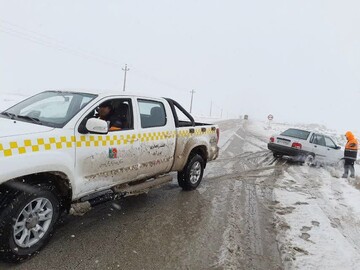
[210,120,283,269]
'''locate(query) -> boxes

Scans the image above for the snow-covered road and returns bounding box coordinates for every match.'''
[2,118,360,269]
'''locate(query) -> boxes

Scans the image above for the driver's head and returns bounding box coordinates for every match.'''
[98,101,113,119]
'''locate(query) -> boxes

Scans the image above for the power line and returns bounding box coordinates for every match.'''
[0,18,126,67]
[0,18,189,94]
[0,18,238,116]
[0,26,122,68]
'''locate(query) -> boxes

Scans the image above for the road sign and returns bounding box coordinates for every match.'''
[268,114,274,121]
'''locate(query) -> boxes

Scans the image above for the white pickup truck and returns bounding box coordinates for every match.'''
[0,91,219,262]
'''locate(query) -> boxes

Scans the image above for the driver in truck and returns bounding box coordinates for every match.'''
[97,101,123,131]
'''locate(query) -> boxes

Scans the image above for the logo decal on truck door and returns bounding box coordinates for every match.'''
[108,148,118,159]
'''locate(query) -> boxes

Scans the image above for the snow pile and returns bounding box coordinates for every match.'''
[274,166,360,269]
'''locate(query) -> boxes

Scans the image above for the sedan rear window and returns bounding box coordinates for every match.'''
[280,129,310,140]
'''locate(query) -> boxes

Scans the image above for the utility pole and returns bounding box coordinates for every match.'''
[210,100,212,117]
[190,89,195,113]
[220,109,223,118]
[122,64,130,92]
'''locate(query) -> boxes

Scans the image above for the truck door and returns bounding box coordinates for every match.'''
[74,98,139,196]
[136,98,176,179]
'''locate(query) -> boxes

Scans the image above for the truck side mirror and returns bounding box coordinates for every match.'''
[85,118,108,134]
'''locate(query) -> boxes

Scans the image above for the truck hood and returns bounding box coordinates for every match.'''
[0,118,54,138]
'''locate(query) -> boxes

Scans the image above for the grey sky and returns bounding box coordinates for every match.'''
[1,1,359,132]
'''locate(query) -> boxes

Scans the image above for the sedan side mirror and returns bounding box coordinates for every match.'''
[335,145,341,150]
[85,118,108,134]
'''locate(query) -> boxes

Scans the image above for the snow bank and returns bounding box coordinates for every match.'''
[274,167,360,269]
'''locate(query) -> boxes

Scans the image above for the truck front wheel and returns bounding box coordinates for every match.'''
[0,183,60,262]
[178,154,205,191]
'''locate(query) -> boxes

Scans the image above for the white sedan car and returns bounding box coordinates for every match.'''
[268,128,343,164]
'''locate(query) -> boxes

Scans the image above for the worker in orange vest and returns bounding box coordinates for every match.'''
[342,131,358,178]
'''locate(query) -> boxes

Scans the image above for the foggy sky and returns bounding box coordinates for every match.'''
[1,0,359,132]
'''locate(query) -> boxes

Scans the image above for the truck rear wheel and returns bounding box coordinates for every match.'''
[178,154,205,191]
[0,183,60,262]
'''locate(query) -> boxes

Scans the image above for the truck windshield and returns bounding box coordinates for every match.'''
[1,91,97,128]
[280,128,310,140]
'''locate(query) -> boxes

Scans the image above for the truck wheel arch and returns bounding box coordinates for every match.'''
[1,172,72,213]
[189,145,208,168]
[172,144,209,172]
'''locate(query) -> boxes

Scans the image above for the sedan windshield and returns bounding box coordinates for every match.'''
[1,91,97,128]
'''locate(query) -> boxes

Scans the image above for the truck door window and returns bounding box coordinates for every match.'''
[110,99,133,130]
[138,99,166,128]
[80,98,133,133]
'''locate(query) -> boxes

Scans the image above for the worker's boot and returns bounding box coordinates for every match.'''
[343,165,350,178]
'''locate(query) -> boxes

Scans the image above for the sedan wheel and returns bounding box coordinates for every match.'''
[304,154,315,166]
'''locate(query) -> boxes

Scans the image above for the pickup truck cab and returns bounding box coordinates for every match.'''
[0,90,219,261]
